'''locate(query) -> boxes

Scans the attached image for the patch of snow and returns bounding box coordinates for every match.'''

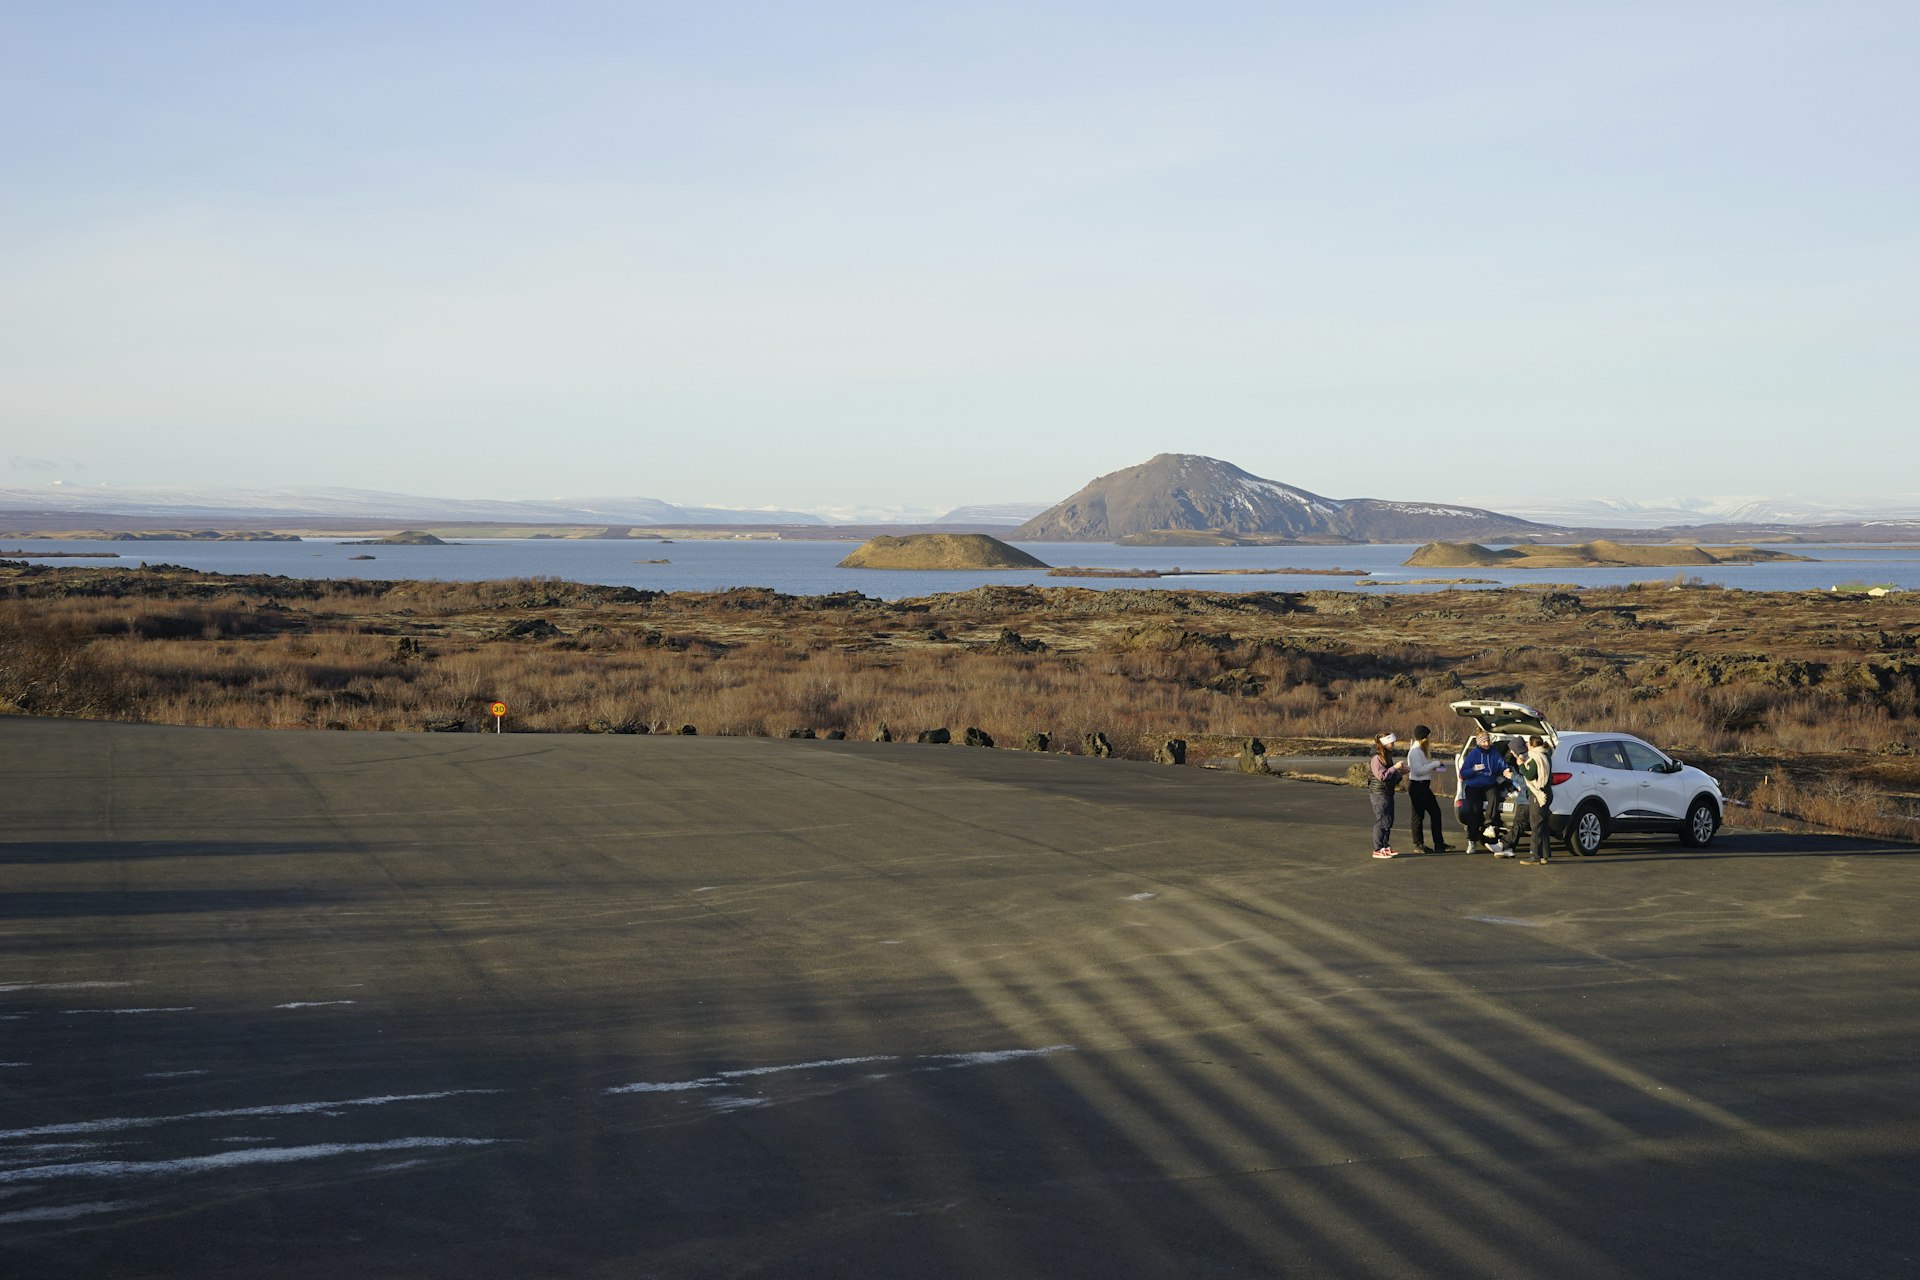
[1366,502,1481,517]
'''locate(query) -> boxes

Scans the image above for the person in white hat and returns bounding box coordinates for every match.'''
[1368,733,1410,858]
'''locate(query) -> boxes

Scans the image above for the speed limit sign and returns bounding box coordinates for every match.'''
[490,701,507,732]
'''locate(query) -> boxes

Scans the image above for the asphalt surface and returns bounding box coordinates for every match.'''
[2,718,1917,1279]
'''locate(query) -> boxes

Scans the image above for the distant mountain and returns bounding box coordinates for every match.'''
[0,483,824,526]
[1013,455,1554,543]
[933,502,1050,526]
[1474,494,1920,528]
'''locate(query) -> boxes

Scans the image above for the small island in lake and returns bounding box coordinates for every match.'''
[1047,566,1370,579]
[838,534,1049,570]
[342,530,450,546]
[105,530,301,542]
[1405,540,1812,569]
[1113,529,1356,548]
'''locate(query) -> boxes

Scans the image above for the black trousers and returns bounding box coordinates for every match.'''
[1461,788,1493,843]
[1513,797,1552,859]
[1408,780,1447,850]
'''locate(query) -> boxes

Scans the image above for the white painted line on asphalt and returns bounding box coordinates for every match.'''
[605,1077,714,1094]
[924,1046,1075,1067]
[0,1200,133,1224]
[1467,916,1545,928]
[274,1000,358,1009]
[607,1055,896,1094]
[0,1089,498,1141]
[0,1138,499,1185]
[718,1055,895,1081]
[605,1046,1076,1096]
[0,982,133,992]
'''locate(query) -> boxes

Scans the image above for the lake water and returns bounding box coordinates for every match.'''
[4,537,1918,599]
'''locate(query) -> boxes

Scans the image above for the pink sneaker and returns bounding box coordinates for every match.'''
[1372,848,1398,859]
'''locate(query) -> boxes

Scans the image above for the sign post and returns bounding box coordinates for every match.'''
[490,701,507,733]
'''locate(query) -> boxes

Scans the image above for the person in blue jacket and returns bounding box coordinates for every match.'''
[1458,731,1512,855]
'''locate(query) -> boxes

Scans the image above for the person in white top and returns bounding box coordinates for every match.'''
[1404,725,1451,854]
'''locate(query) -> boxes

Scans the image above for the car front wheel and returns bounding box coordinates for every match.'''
[1680,798,1719,847]
[1567,804,1608,856]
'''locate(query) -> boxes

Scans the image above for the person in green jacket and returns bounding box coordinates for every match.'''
[1515,735,1555,864]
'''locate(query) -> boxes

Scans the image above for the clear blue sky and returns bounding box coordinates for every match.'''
[3,1,1914,513]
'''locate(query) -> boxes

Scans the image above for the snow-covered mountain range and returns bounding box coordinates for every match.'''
[1469,494,1920,528]
[0,483,823,526]
[4,479,1917,532]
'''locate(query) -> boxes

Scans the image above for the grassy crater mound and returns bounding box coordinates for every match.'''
[838,534,1049,571]
[1407,540,1810,569]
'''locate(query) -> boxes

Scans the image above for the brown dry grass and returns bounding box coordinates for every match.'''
[3,563,1916,839]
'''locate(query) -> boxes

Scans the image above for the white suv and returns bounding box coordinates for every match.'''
[1450,699,1724,856]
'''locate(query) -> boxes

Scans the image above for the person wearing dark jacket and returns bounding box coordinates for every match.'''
[1458,732,1506,855]
[1484,740,1525,855]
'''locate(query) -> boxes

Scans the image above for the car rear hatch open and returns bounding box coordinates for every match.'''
[1449,699,1557,745]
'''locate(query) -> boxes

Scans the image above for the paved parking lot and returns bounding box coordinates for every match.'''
[3,718,1917,1277]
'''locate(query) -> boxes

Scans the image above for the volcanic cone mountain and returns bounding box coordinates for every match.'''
[1012,454,1556,543]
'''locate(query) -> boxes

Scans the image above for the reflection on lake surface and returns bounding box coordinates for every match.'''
[3,537,1918,599]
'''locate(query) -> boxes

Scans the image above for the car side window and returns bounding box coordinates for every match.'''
[1593,741,1632,771]
[1620,740,1667,772]
[1569,744,1592,765]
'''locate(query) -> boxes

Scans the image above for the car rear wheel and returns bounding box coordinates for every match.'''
[1680,798,1719,847]
[1566,804,1607,856]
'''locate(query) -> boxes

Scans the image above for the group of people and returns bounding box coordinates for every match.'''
[1366,725,1554,864]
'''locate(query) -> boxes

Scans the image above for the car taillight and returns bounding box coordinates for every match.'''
[1550,772,1572,785]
